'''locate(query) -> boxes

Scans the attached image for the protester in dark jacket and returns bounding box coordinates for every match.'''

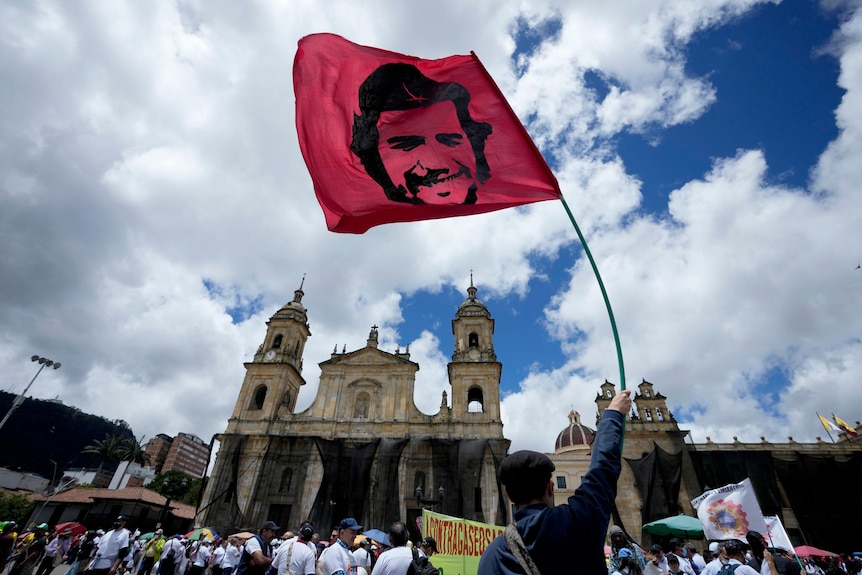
[478,390,632,575]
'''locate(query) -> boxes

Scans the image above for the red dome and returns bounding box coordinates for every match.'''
[554,410,595,453]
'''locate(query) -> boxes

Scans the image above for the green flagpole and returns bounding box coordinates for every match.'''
[559,195,627,446]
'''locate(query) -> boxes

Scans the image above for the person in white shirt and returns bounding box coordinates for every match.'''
[91,517,131,575]
[370,522,412,575]
[221,538,241,575]
[721,540,759,575]
[320,518,361,575]
[352,540,372,573]
[273,523,316,575]
[701,542,728,575]
[158,536,183,575]
[211,540,227,575]
[190,540,212,575]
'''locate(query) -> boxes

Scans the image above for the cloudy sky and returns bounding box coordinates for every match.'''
[3,0,862,469]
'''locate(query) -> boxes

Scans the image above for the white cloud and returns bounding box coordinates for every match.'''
[2,0,860,464]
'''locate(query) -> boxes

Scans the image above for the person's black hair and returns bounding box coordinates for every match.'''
[620,556,643,575]
[351,63,492,204]
[388,521,409,547]
[498,450,555,506]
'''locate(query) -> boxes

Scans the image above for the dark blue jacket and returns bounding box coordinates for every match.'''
[478,409,624,575]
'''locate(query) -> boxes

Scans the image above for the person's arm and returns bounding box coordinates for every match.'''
[250,550,272,568]
[568,391,632,548]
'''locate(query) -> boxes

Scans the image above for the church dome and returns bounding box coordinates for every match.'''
[554,410,595,453]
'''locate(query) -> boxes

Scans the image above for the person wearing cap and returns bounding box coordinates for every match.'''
[236,521,278,575]
[648,544,669,574]
[416,537,437,560]
[668,538,696,575]
[90,516,130,575]
[477,390,632,575]
[700,542,727,575]
[319,518,362,575]
[10,523,50,575]
[352,538,372,573]
[369,521,411,575]
[611,547,644,575]
[608,525,647,574]
[272,522,316,575]
[139,529,165,575]
[190,539,212,575]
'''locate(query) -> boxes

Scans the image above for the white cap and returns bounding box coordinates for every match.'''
[709,542,719,553]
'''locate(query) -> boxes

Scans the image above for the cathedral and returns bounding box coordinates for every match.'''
[200,282,862,552]
[199,283,510,539]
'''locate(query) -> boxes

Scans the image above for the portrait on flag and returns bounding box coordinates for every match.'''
[691,478,767,541]
[294,33,561,233]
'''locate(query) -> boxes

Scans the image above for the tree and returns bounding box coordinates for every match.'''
[0,491,35,524]
[118,436,150,466]
[82,433,124,476]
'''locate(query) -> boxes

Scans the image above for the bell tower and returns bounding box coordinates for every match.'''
[227,280,310,432]
[448,279,502,424]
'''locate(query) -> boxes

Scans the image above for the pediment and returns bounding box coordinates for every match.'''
[320,346,416,367]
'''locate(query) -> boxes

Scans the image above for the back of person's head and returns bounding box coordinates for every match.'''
[669,538,683,551]
[724,540,745,558]
[668,555,680,567]
[684,542,697,555]
[299,522,314,541]
[498,450,555,505]
[388,522,409,548]
[620,554,643,575]
[745,531,766,559]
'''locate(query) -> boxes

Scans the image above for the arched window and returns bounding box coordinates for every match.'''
[605,389,612,398]
[468,332,479,348]
[279,468,293,492]
[250,385,267,410]
[354,392,370,419]
[282,391,292,409]
[644,389,651,398]
[272,334,283,349]
[644,407,653,422]
[656,407,664,421]
[414,470,425,492]
[467,386,484,413]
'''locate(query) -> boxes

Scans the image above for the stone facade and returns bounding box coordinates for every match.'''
[551,379,862,552]
[199,283,510,539]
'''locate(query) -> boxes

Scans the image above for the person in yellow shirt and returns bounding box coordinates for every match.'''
[139,530,166,575]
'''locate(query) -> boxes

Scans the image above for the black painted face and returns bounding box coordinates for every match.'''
[377,101,478,205]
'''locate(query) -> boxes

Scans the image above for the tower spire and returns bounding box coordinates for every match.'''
[294,274,306,303]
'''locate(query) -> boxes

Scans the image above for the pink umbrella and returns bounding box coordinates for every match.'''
[795,545,836,557]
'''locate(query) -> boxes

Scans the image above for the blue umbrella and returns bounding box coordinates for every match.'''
[361,529,390,547]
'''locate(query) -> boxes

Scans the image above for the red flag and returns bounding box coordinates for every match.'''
[294,33,561,234]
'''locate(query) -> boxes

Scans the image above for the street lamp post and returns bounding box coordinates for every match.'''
[0,355,62,432]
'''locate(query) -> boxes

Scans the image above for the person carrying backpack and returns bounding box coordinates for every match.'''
[407,537,439,575]
[717,541,758,575]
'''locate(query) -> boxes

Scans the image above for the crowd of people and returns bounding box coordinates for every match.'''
[606,530,862,575]
[0,516,438,575]
[2,390,852,575]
